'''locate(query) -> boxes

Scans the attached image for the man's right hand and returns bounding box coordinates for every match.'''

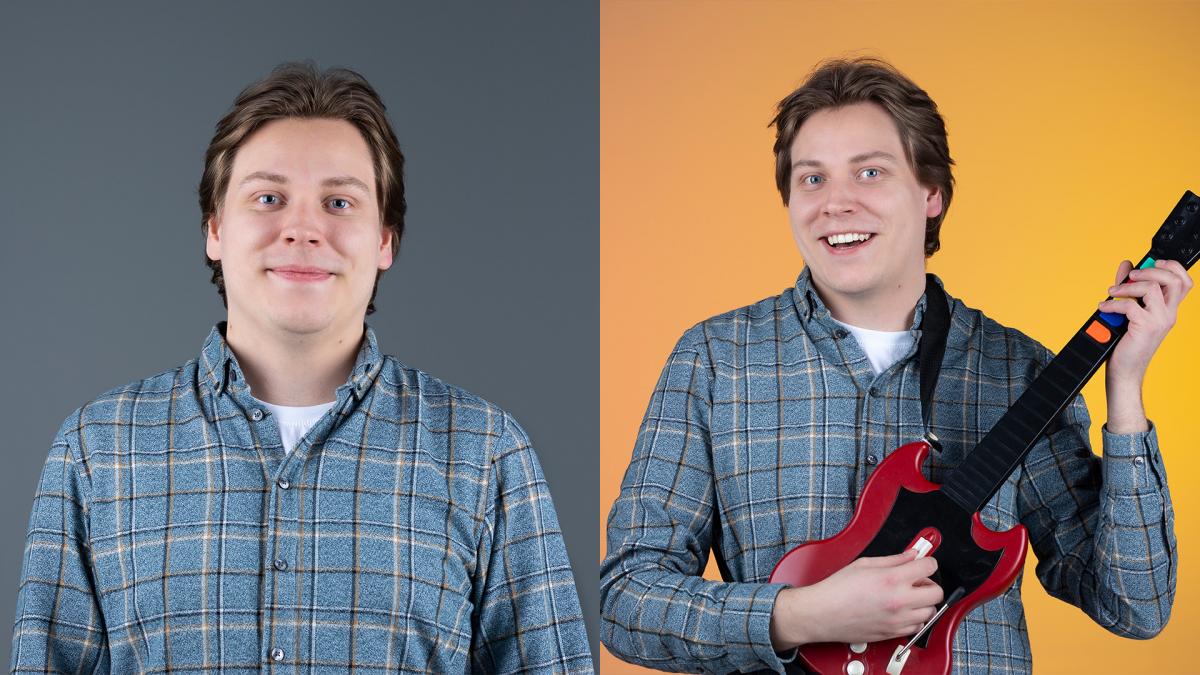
[769,549,944,651]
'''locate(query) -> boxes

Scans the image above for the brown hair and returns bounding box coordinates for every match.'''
[198,61,405,314]
[770,57,954,257]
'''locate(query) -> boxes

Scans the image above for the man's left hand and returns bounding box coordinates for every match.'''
[1097,259,1193,434]
[1098,259,1193,383]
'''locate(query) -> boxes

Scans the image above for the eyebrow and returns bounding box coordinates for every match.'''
[791,150,900,170]
[238,171,371,194]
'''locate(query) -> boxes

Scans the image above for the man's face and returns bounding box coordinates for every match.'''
[786,101,941,303]
[207,118,393,338]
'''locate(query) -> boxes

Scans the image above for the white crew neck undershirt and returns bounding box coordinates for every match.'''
[251,396,336,454]
[831,318,915,376]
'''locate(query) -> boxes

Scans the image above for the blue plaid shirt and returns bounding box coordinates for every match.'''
[601,269,1176,674]
[13,323,593,674]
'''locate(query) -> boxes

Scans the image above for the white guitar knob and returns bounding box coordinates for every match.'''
[847,660,865,675]
[849,642,867,654]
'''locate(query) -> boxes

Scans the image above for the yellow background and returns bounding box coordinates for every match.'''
[600,1,1200,673]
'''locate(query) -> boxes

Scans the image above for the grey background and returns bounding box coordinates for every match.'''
[0,2,599,668]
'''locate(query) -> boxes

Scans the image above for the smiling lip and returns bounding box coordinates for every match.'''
[269,266,333,282]
[821,233,875,256]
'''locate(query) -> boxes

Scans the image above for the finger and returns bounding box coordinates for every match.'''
[1098,296,1150,324]
[1157,259,1194,296]
[1111,280,1167,316]
[1107,279,1161,301]
[1145,261,1194,307]
[913,582,945,607]
[1127,267,1185,307]
[854,550,919,568]
[898,555,938,581]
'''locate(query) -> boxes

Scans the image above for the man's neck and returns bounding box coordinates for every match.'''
[225,318,362,406]
[813,272,926,331]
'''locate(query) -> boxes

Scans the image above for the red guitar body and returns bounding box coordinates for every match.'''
[769,440,1029,675]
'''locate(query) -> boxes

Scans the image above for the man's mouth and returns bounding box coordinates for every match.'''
[269,266,334,282]
[821,232,875,252]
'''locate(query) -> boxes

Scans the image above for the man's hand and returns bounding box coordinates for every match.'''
[1098,259,1193,433]
[770,549,943,652]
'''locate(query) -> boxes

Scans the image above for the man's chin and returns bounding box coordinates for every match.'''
[263,309,338,338]
[809,265,877,298]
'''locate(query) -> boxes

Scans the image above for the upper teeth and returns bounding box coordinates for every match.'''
[827,232,871,245]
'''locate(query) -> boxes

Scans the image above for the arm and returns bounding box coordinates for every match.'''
[1017,386,1176,638]
[1016,258,1189,636]
[470,413,593,674]
[12,417,110,672]
[600,341,790,673]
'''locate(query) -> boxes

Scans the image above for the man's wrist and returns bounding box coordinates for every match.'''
[770,586,815,652]
[1105,369,1149,434]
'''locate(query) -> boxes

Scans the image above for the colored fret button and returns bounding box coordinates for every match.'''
[1085,319,1112,344]
[1138,257,1157,269]
[1097,310,1127,327]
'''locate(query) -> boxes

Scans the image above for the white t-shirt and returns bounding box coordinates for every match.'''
[251,396,336,454]
[832,318,915,376]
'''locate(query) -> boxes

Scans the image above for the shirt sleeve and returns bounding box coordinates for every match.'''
[470,413,594,674]
[600,338,791,674]
[1016,390,1176,639]
[12,415,111,673]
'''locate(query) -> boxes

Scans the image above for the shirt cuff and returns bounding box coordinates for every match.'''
[721,581,792,673]
[1101,420,1165,494]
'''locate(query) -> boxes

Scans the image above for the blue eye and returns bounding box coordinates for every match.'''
[328,198,351,210]
[802,175,823,186]
[860,168,881,179]
[257,194,279,205]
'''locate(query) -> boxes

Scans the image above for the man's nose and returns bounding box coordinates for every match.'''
[821,178,858,217]
[280,201,325,245]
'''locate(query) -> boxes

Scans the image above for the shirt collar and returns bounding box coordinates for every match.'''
[200,321,386,398]
[792,266,933,333]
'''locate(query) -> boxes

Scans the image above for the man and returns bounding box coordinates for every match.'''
[12,63,592,673]
[601,58,1187,673]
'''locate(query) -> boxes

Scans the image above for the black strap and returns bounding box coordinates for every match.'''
[710,275,951,584]
[919,273,950,431]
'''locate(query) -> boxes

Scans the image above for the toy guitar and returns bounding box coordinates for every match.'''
[769,191,1200,675]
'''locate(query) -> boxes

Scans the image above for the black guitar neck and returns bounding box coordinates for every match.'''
[941,191,1200,515]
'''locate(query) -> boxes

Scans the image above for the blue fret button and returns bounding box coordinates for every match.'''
[1098,310,1126,327]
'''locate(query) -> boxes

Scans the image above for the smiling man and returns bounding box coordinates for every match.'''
[601,58,1187,673]
[12,63,592,674]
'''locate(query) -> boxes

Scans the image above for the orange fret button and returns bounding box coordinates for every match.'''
[1085,319,1112,344]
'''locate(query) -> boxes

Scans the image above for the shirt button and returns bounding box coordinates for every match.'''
[868,387,879,397]
[867,455,878,465]
[270,647,284,662]
[1134,457,1145,465]
[277,478,290,490]
[249,408,264,421]
[834,329,849,339]
[274,558,288,571]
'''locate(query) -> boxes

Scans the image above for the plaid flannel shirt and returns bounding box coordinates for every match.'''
[601,269,1176,674]
[13,323,592,674]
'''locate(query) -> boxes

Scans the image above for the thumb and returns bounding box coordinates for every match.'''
[1115,259,1133,286]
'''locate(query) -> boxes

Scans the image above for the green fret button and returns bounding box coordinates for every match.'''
[1139,257,1157,269]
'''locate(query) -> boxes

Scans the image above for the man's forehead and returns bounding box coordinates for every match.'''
[789,104,907,163]
[228,119,375,192]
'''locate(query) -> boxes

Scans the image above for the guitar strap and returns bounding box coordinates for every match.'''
[710,274,950,586]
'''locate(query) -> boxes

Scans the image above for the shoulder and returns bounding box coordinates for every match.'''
[374,356,531,462]
[672,286,800,361]
[942,288,1055,385]
[51,359,204,463]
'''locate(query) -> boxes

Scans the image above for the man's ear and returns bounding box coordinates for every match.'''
[925,187,943,219]
[377,225,394,271]
[205,215,223,262]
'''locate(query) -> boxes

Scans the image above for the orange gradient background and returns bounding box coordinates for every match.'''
[601,2,1200,673]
